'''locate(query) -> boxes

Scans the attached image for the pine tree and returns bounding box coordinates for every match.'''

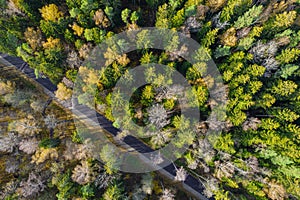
[234,5,263,29]
[276,48,300,64]
[220,0,242,22]
[155,4,169,28]
[121,8,131,24]
[273,11,297,29]
[202,28,219,48]
[271,79,297,97]
[171,8,185,28]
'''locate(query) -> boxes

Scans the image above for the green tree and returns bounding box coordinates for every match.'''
[276,48,300,64]
[99,144,120,174]
[121,8,131,24]
[84,28,106,43]
[103,183,126,200]
[234,5,263,29]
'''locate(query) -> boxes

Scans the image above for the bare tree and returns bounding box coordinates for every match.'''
[72,160,95,185]
[194,139,216,163]
[147,104,170,129]
[174,166,187,182]
[262,57,279,77]
[79,43,93,59]
[150,151,164,165]
[214,161,235,179]
[0,180,18,199]
[18,172,46,198]
[246,156,260,173]
[0,132,18,153]
[5,0,25,16]
[93,9,111,28]
[212,12,229,29]
[132,187,146,200]
[10,115,41,137]
[44,114,57,130]
[150,130,172,148]
[5,157,19,173]
[184,16,202,33]
[19,137,39,154]
[250,41,278,63]
[203,177,219,198]
[264,180,287,200]
[66,50,81,69]
[155,85,185,102]
[242,117,261,131]
[94,172,116,189]
[0,80,14,95]
[141,173,153,195]
[160,188,175,200]
[75,139,94,160]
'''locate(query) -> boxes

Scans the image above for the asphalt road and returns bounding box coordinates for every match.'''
[0,53,213,200]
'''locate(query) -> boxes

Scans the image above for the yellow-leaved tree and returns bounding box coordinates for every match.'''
[39,4,63,22]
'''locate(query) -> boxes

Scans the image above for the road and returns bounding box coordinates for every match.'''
[0,53,213,200]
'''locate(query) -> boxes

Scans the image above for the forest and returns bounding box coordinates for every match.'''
[0,0,300,199]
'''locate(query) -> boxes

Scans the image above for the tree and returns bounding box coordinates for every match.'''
[9,115,41,136]
[24,27,42,51]
[99,144,120,174]
[155,4,169,28]
[202,28,219,48]
[141,174,153,195]
[0,132,18,153]
[19,138,39,154]
[55,82,72,101]
[103,183,126,200]
[136,29,153,50]
[220,27,237,47]
[147,104,170,129]
[271,79,297,97]
[93,9,111,28]
[273,11,297,29]
[71,22,84,36]
[160,188,175,200]
[206,0,226,11]
[174,166,187,182]
[52,171,75,200]
[72,161,95,185]
[42,37,62,50]
[39,4,63,22]
[121,8,131,24]
[18,172,46,198]
[171,8,185,28]
[130,11,139,24]
[84,27,106,43]
[234,5,263,29]
[31,147,58,165]
[4,89,33,108]
[220,0,243,22]
[141,85,154,106]
[276,48,300,64]
[213,133,236,154]
[276,64,299,79]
